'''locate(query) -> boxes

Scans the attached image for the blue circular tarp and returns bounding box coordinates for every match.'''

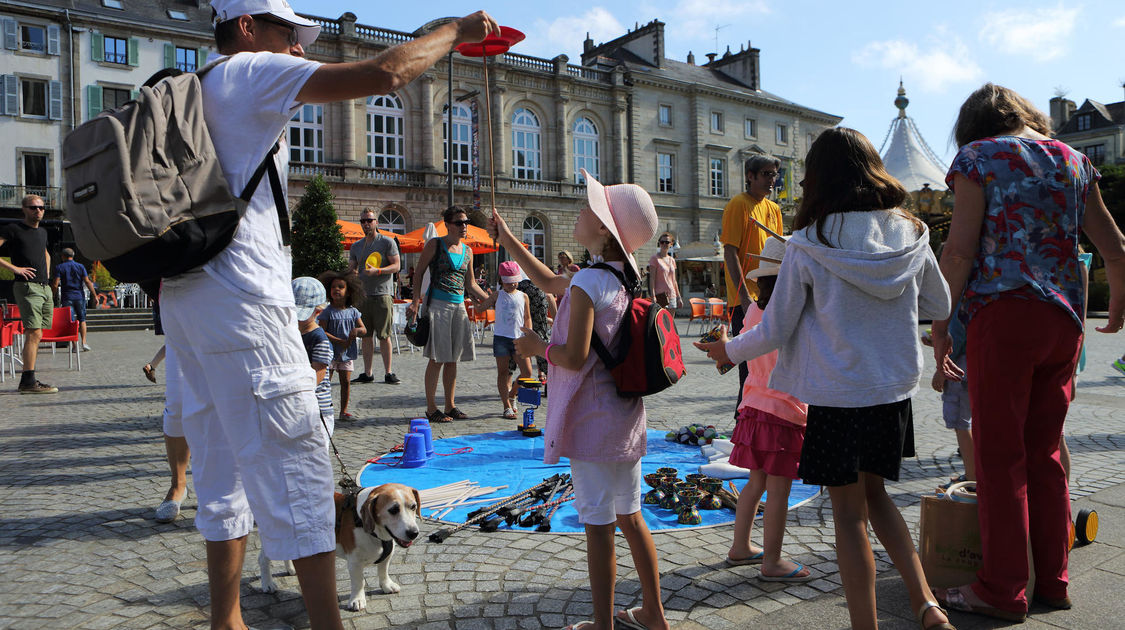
[358,430,820,534]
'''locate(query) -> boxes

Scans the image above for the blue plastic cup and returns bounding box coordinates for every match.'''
[402,432,427,468]
[409,418,434,458]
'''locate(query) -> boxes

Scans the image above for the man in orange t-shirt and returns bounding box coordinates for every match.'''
[720,155,782,412]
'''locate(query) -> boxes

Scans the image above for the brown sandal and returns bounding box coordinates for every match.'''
[427,409,452,423]
[142,364,157,383]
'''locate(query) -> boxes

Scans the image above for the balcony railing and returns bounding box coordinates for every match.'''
[354,24,413,45]
[286,164,587,197]
[0,185,63,209]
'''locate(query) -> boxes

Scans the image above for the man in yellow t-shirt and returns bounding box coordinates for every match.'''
[720,155,782,410]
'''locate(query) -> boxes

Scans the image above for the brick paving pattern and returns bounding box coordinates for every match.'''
[1,319,1122,629]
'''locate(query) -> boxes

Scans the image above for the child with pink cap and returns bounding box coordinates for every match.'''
[491,169,669,630]
[476,260,533,418]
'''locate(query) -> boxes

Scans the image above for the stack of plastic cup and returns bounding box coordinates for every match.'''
[409,418,434,459]
[401,432,427,468]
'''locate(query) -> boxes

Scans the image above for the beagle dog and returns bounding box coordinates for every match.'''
[258,482,422,611]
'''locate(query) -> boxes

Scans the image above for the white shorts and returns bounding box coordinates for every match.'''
[570,458,642,526]
[161,272,335,561]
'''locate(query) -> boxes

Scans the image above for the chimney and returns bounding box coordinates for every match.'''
[583,32,594,54]
[686,50,695,65]
[705,52,717,64]
[1049,96,1075,132]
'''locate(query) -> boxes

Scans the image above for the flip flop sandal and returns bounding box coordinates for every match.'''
[143,364,157,383]
[561,622,594,630]
[445,407,469,420]
[427,409,452,424]
[916,600,956,630]
[758,562,815,582]
[725,550,765,566]
[616,607,651,630]
[503,408,518,420]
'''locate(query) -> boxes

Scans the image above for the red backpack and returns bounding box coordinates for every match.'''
[588,263,686,397]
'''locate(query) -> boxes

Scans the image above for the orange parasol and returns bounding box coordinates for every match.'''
[337,220,421,251]
[398,222,506,254]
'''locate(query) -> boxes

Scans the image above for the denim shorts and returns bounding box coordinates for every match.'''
[493,335,516,357]
[62,297,87,322]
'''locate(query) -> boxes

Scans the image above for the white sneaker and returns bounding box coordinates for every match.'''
[81,344,91,352]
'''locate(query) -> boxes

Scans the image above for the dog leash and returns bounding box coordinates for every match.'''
[319,413,360,492]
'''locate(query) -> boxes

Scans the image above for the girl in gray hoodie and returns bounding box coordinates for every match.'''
[696,128,953,630]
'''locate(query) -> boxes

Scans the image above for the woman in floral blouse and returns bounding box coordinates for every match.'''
[932,83,1125,622]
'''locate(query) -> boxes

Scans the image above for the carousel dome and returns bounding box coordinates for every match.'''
[879,81,948,192]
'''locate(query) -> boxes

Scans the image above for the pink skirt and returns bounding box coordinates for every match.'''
[729,407,805,480]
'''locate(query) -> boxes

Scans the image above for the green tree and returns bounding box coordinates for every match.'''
[1096,163,1124,231]
[290,175,346,278]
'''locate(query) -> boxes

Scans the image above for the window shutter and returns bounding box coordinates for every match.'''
[127,37,139,67]
[164,43,174,69]
[47,24,60,55]
[2,18,16,51]
[197,47,209,67]
[48,80,62,120]
[1,75,17,115]
[91,33,104,62]
[131,89,140,100]
[86,84,102,120]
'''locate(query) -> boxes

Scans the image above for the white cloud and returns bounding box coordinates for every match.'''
[852,36,984,93]
[524,8,625,61]
[979,5,1079,61]
[1115,16,1125,27]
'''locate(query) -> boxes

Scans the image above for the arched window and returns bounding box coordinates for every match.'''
[378,209,406,234]
[522,215,546,263]
[442,102,472,176]
[288,104,323,163]
[366,94,404,169]
[573,116,599,184]
[512,108,541,181]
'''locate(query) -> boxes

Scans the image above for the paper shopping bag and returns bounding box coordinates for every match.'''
[919,483,982,588]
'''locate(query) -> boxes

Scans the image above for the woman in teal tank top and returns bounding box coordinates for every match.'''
[408,206,491,423]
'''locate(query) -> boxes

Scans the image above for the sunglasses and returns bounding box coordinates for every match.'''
[254,15,298,47]
[658,240,671,245]
[359,218,375,223]
[447,219,471,227]
[25,205,45,210]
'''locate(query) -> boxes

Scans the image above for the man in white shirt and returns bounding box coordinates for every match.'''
[160,3,497,628]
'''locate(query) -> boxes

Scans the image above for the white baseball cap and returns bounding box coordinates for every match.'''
[211,0,321,49]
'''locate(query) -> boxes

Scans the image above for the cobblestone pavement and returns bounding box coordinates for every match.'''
[1,318,1123,629]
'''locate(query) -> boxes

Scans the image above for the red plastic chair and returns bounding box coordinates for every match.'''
[2,303,20,321]
[0,322,15,382]
[686,298,708,336]
[40,307,81,370]
[706,298,729,327]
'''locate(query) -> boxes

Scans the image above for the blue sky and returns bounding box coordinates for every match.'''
[290,0,1125,165]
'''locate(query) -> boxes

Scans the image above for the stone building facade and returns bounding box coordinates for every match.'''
[1050,93,1125,167]
[1,3,840,284]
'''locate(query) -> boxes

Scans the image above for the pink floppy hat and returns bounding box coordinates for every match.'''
[581,168,658,278]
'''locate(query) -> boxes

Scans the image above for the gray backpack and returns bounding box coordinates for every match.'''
[62,59,287,284]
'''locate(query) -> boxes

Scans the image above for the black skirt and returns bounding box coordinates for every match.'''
[797,399,915,486]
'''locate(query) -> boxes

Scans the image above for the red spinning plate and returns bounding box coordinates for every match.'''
[456,26,525,57]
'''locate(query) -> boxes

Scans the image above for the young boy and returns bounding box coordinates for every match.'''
[927,308,974,487]
[293,276,334,436]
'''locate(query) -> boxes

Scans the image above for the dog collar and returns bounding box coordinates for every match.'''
[373,538,394,565]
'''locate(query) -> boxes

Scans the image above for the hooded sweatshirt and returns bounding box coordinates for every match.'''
[726,210,951,408]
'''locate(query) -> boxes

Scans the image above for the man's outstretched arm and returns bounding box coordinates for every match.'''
[298,11,498,103]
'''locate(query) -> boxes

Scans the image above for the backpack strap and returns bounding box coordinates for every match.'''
[237,141,290,245]
[587,262,636,370]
